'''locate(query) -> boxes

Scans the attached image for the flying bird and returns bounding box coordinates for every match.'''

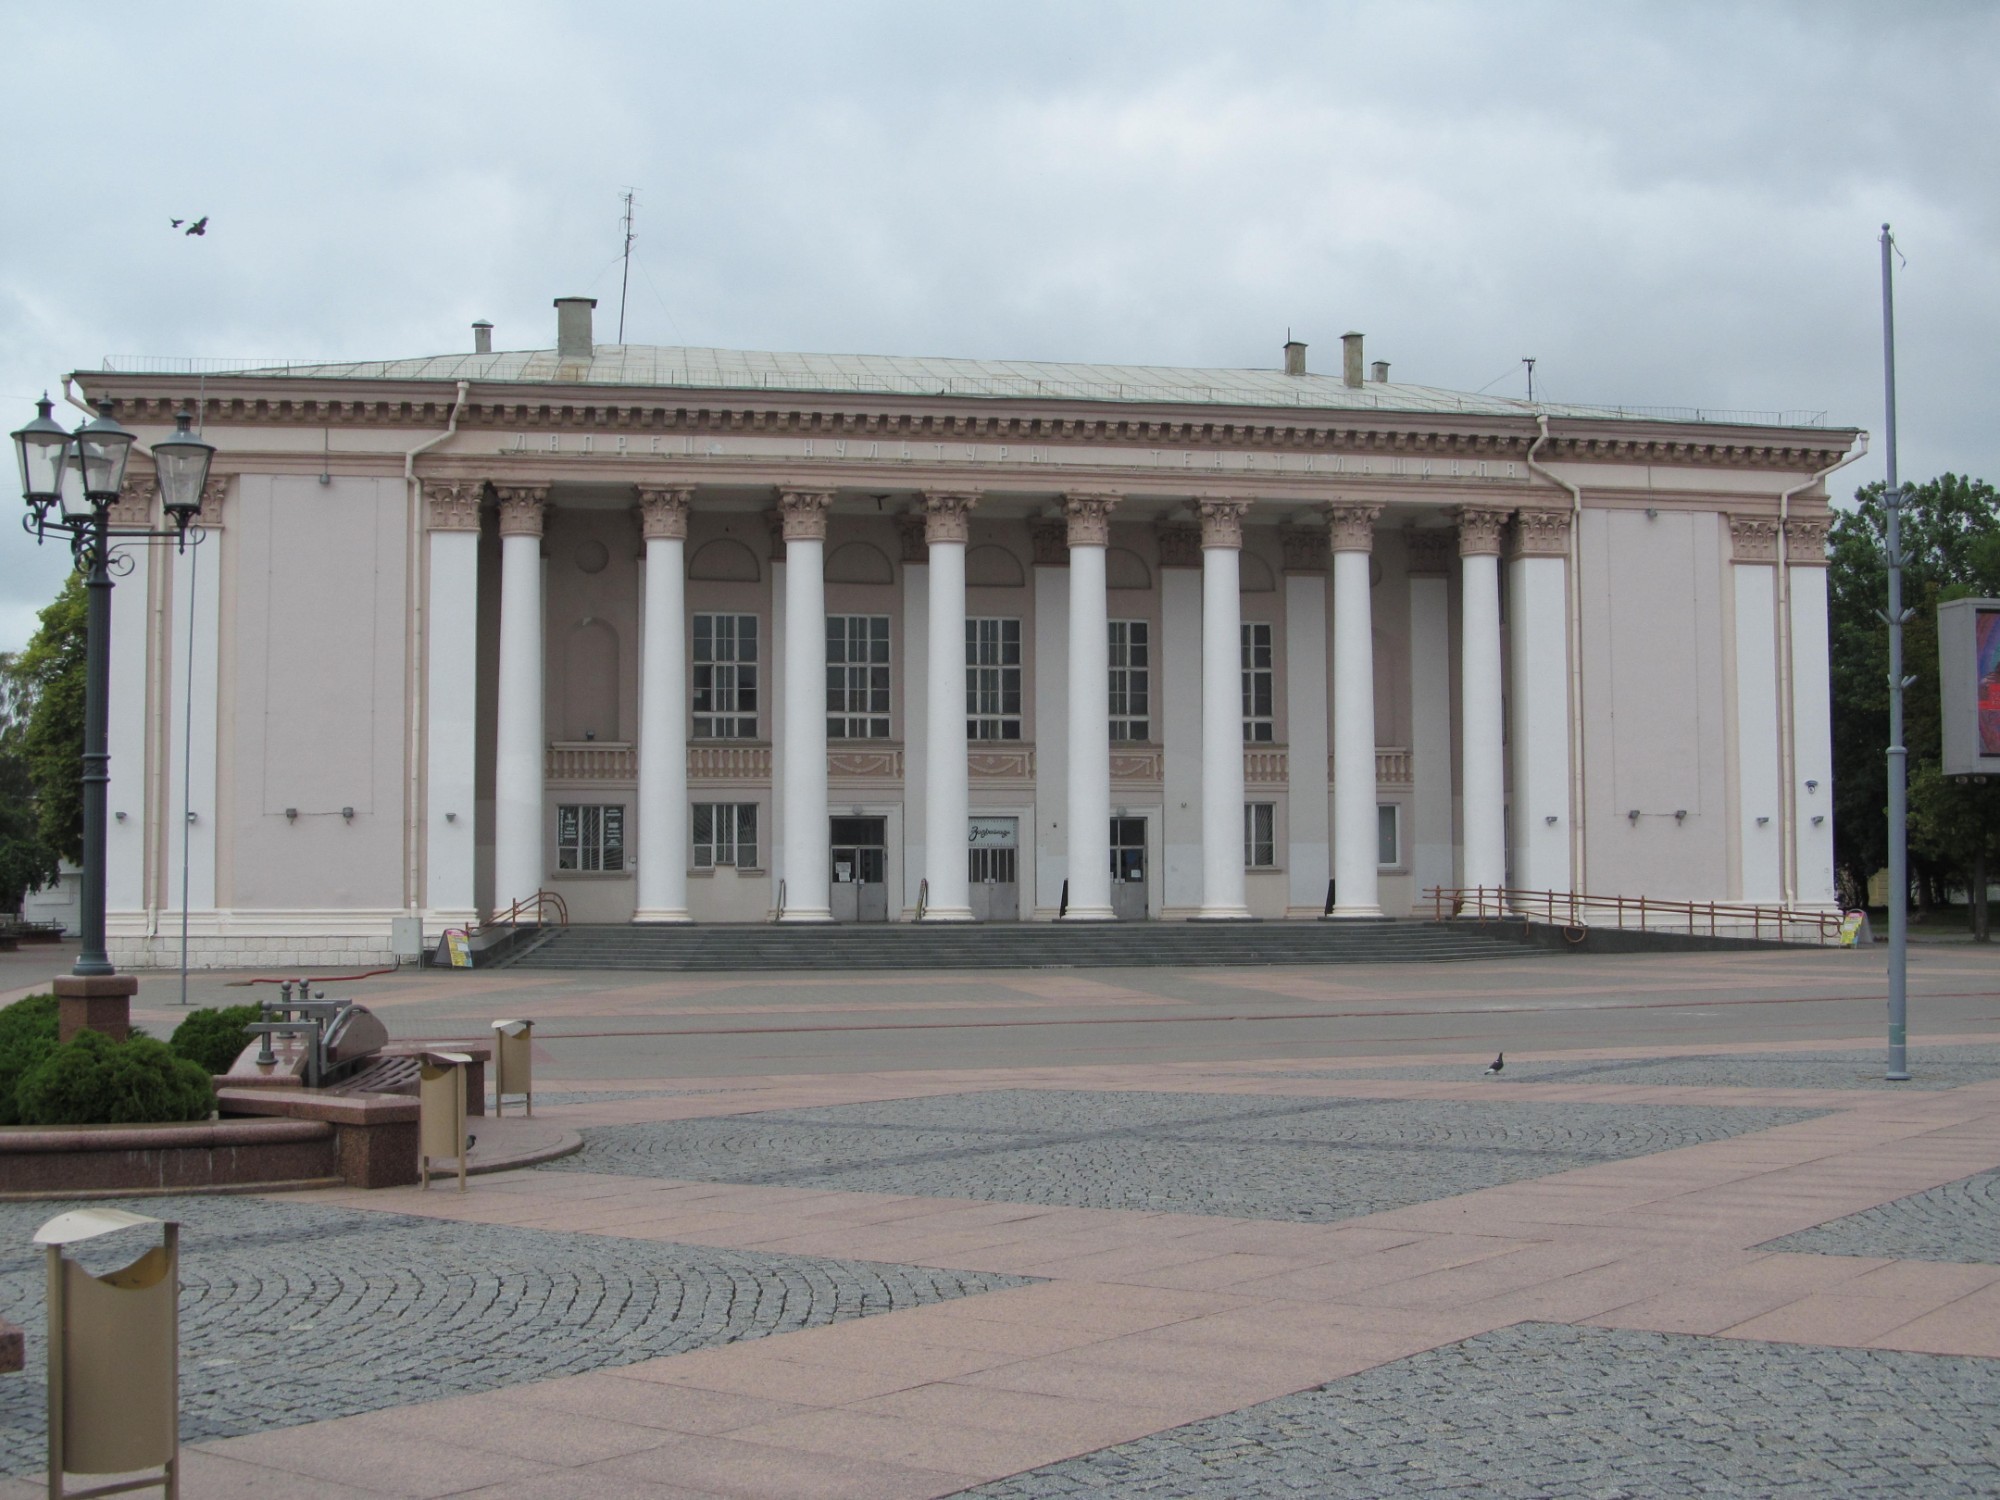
[1484,1052,1504,1076]
[170,218,183,228]
[185,217,208,236]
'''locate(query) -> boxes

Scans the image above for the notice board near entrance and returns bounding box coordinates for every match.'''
[1938,598,2000,777]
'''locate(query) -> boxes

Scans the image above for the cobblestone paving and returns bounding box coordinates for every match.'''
[957,1322,2000,1498]
[0,1195,1027,1475]
[1764,1169,2000,1265]
[1286,1044,2000,1091]
[546,1090,1823,1222]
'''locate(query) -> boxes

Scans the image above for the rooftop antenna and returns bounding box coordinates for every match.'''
[1522,357,1537,403]
[617,189,636,344]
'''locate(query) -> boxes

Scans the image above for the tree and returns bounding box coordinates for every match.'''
[11,571,88,868]
[1827,474,2000,931]
[0,648,61,917]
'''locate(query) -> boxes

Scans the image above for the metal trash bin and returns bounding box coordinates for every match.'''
[36,1207,180,1499]
[419,1051,473,1191]
[492,1019,533,1116]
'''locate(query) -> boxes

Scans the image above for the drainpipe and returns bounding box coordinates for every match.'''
[1523,415,1588,892]
[404,382,472,925]
[1776,433,1868,904]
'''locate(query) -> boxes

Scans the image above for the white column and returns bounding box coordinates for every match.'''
[921,492,977,920]
[1063,492,1117,919]
[1728,519,1782,903]
[635,487,692,921]
[1456,508,1509,905]
[1197,501,1251,919]
[1507,510,1574,896]
[1159,525,1203,916]
[492,485,548,913]
[1406,530,1454,907]
[1282,529,1331,917]
[1328,503,1383,918]
[1786,520,1837,907]
[778,490,833,921]
[899,515,930,919]
[106,478,155,921]
[1032,526,1069,918]
[164,473,227,934]
[423,483,482,926]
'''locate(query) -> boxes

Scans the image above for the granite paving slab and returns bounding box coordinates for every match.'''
[954,1322,2000,1498]
[0,1194,1028,1476]
[544,1089,1824,1222]
[1762,1169,2000,1266]
[1284,1044,2000,1091]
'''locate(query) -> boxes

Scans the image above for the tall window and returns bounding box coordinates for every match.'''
[693,614,758,739]
[693,803,758,868]
[967,617,1023,741]
[557,804,625,872]
[1109,620,1150,742]
[826,616,891,739]
[1244,802,1276,868]
[1377,804,1400,868]
[1242,622,1274,742]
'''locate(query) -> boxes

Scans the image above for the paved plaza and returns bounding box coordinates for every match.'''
[0,942,1996,1495]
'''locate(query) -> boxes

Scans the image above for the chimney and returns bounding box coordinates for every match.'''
[1283,338,1307,376]
[472,320,493,355]
[1370,360,1389,383]
[1341,332,1364,389]
[554,296,597,359]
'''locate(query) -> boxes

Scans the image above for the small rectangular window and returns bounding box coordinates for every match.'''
[1378,804,1400,868]
[693,614,759,739]
[693,802,759,869]
[557,803,625,872]
[966,617,1023,741]
[826,615,891,740]
[1241,622,1274,743]
[1109,620,1150,742]
[1244,802,1276,868]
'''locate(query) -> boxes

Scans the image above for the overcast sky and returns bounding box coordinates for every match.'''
[2,0,1993,652]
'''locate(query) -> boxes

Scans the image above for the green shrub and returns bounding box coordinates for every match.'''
[17,1029,215,1126]
[0,991,60,1126]
[169,1004,263,1076]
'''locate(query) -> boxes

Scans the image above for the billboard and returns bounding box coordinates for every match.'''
[1937,599,2000,776]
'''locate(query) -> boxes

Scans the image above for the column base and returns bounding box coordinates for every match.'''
[1061,907,1115,921]
[919,907,975,922]
[1321,905,1386,920]
[631,910,694,924]
[1190,908,1256,921]
[53,973,139,1043]
[778,909,835,924]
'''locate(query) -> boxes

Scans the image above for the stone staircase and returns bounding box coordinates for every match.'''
[502,919,1538,972]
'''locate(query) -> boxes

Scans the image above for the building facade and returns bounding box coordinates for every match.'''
[75,300,1860,967]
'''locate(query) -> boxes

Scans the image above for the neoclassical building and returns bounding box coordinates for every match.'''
[75,298,1860,966]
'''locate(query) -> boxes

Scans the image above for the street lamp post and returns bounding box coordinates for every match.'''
[12,397,214,1039]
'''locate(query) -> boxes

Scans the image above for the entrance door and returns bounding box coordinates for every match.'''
[1110,816,1149,921]
[967,817,1019,922]
[830,816,888,922]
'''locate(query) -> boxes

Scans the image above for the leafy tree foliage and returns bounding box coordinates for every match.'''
[11,571,88,868]
[1828,474,2000,922]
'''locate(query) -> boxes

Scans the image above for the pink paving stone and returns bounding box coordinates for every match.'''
[491,1371,814,1435]
[1717,1293,1943,1347]
[613,1347,932,1407]
[1864,1285,2000,1357]
[441,1471,725,1499]
[717,1407,1089,1483]
[593,1432,969,1500]
[1691,1253,1892,1295]
[361,1395,679,1465]
[206,1422,559,1497]
[1583,1285,1816,1336]
[1844,1259,2000,1301]
[951,1351,1306,1413]
[849,1381,1181,1443]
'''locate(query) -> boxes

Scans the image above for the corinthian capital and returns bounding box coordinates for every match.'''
[1508,508,1572,560]
[1063,492,1119,547]
[1326,502,1382,554]
[922,491,978,545]
[1196,499,1249,551]
[1784,516,1831,566]
[424,481,484,533]
[1726,514,1780,565]
[1452,505,1511,558]
[778,490,832,542]
[638,485,692,541]
[495,484,548,538]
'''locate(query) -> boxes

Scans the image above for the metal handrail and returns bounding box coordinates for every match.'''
[478,889,569,934]
[1426,885,1847,944]
[916,878,929,921]
[774,879,786,922]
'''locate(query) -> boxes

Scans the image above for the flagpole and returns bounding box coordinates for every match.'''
[1881,222,1911,1081]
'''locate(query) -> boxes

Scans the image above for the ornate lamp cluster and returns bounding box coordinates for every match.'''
[13,395,215,556]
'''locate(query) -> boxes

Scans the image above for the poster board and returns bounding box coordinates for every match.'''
[1937,599,2000,776]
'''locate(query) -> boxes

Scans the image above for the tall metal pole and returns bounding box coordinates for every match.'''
[617,189,635,344]
[74,522,114,977]
[1881,223,1911,1081]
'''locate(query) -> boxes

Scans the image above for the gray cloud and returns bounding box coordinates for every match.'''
[1,0,1992,647]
